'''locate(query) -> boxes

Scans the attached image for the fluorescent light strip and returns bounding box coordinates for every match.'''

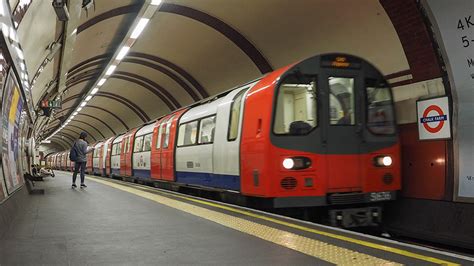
[85,95,92,101]
[116,46,130,60]
[77,107,83,111]
[73,111,78,115]
[105,65,116,76]
[91,88,99,95]
[130,18,149,39]
[151,0,162,5]
[98,78,106,86]
[80,101,87,107]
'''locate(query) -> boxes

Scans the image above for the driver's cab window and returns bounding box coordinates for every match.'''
[273,74,317,135]
[329,77,355,125]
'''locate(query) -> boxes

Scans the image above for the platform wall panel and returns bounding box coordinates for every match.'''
[399,123,447,200]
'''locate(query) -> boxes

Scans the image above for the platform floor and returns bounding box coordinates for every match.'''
[1,171,473,265]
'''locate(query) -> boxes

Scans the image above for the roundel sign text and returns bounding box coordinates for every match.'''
[417,96,451,140]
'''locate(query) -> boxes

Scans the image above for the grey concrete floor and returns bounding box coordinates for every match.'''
[0,172,321,266]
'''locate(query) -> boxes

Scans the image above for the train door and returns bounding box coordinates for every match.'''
[161,115,176,181]
[320,68,363,191]
[151,118,165,180]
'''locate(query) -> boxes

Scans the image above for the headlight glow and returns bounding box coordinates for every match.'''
[283,158,295,169]
[382,156,392,166]
[374,155,393,167]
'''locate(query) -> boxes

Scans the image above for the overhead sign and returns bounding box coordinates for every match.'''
[417,96,451,140]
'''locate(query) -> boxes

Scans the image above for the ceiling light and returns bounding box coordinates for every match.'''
[105,65,116,76]
[85,95,92,101]
[73,111,78,115]
[151,0,162,5]
[15,46,24,59]
[130,18,149,39]
[77,107,83,111]
[91,88,99,95]
[70,115,75,119]
[116,46,130,60]
[20,63,25,70]
[98,78,106,86]
[80,101,87,107]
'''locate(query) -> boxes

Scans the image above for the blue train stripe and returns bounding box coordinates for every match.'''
[176,171,240,191]
[134,169,151,179]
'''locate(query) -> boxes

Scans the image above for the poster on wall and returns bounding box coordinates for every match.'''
[1,69,25,194]
[423,0,474,202]
[0,71,7,202]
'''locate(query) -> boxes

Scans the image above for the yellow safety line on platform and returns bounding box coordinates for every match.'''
[90,176,459,266]
[89,177,398,265]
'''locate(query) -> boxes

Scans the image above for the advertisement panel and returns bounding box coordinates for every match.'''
[1,69,25,194]
[0,69,6,202]
[424,0,474,201]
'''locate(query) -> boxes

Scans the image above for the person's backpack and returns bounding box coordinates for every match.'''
[69,141,78,161]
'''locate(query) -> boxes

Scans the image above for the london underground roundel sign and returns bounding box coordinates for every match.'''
[417,96,451,140]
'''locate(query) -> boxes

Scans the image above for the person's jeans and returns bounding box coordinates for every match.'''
[72,161,87,184]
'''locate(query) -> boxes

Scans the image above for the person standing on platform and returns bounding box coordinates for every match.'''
[71,132,94,189]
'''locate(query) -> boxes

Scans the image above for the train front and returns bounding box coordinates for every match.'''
[241,54,401,227]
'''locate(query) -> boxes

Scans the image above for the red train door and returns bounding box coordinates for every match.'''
[87,146,94,174]
[162,110,187,181]
[120,129,137,177]
[321,72,363,191]
[151,118,165,180]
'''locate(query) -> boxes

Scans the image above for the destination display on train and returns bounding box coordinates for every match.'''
[424,0,474,201]
[320,55,361,69]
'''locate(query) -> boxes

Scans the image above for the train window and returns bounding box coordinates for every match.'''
[366,79,396,134]
[329,77,355,125]
[134,136,144,153]
[228,90,245,141]
[156,121,165,149]
[199,116,216,144]
[163,116,175,149]
[143,134,152,151]
[273,75,317,135]
[177,121,198,147]
[111,144,116,155]
[123,138,128,154]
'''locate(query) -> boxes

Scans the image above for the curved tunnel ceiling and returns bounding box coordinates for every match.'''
[15,0,409,152]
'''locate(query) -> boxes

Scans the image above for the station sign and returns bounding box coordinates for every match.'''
[416,96,451,140]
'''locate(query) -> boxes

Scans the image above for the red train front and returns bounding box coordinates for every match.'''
[240,54,400,226]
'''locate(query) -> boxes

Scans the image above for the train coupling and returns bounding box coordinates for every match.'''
[329,206,382,228]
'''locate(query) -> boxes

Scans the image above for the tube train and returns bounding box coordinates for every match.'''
[48,54,401,227]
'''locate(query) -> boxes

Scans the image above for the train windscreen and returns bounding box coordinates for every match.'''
[365,79,396,135]
[273,75,317,135]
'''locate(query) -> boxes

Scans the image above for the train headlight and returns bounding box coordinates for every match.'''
[283,158,294,169]
[374,156,392,167]
[282,157,311,170]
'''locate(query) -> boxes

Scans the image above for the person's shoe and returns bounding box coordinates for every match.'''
[80,183,87,188]
[72,184,77,189]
